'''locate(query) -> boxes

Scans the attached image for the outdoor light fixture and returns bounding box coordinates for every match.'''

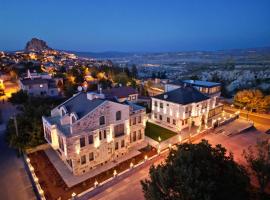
[168,143,172,149]
[71,192,76,198]
[113,169,117,177]
[34,177,39,183]
[178,135,182,142]
[144,155,148,161]
[26,158,30,163]
[94,180,99,187]
[158,136,161,142]
[157,148,161,154]
[130,162,134,168]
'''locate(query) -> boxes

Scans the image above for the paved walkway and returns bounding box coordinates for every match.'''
[45,141,148,187]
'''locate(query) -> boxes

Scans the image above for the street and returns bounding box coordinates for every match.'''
[0,102,36,200]
[224,106,270,132]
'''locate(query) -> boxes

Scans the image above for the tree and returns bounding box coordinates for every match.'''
[6,95,65,153]
[243,140,270,198]
[234,89,270,112]
[141,140,251,200]
[8,90,29,104]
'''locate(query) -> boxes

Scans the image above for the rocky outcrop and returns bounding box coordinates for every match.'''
[25,38,51,52]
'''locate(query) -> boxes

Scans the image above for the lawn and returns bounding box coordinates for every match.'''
[145,122,177,142]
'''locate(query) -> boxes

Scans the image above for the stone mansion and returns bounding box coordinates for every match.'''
[42,90,146,175]
[151,80,223,133]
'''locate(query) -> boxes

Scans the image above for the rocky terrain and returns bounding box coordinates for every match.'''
[25,38,51,52]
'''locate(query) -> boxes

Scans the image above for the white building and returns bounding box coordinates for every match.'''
[42,91,146,175]
[19,70,62,96]
[151,84,222,133]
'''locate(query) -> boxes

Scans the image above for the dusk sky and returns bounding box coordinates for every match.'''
[1,0,270,52]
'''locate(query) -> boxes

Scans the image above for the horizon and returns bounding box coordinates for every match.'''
[1,0,270,52]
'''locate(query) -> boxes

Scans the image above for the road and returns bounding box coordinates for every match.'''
[224,106,270,132]
[88,153,168,200]
[0,102,36,200]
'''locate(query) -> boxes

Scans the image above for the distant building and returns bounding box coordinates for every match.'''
[19,70,62,96]
[151,84,223,133]
[102,86,138,102]
[165,80,221,98]
[42,91,146,175]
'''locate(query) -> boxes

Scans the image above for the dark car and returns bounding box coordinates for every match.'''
[265,129,270,134]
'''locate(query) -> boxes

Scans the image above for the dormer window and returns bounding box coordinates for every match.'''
[60,106,67,116]
[70,112,78,124]
[71,116,76,123]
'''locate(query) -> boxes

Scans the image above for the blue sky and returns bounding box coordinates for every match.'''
[0,0,270,52]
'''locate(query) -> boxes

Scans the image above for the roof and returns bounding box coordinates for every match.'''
[102,86,138,99]
[124,101,145,112]
[20,78,48,85]
[153,86,209,105]
[169,80,221,88]
[45,116,71,135]
[58,92,105,119]
[183,80,221,88]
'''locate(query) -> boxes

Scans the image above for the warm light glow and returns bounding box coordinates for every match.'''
[71,192,76,197]
[178,135,182,142]
[130,162,134,168]
[76,144,80,155]
[94,180,99,187]
[113,169,117,177]
[26,158,30,163]
[144,155,148,160]
[168,143,172,149]
[158,136,161,142]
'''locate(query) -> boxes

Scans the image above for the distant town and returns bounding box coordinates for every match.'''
[0,38,270,200]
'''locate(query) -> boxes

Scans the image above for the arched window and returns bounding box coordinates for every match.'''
[116,111,121,121]
[99,116,105,125]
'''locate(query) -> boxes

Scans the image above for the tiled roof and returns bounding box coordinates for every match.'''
[58,92,105,119]
[153,86,209,105]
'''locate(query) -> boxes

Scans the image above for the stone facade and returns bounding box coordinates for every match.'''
[42,93,146,175]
